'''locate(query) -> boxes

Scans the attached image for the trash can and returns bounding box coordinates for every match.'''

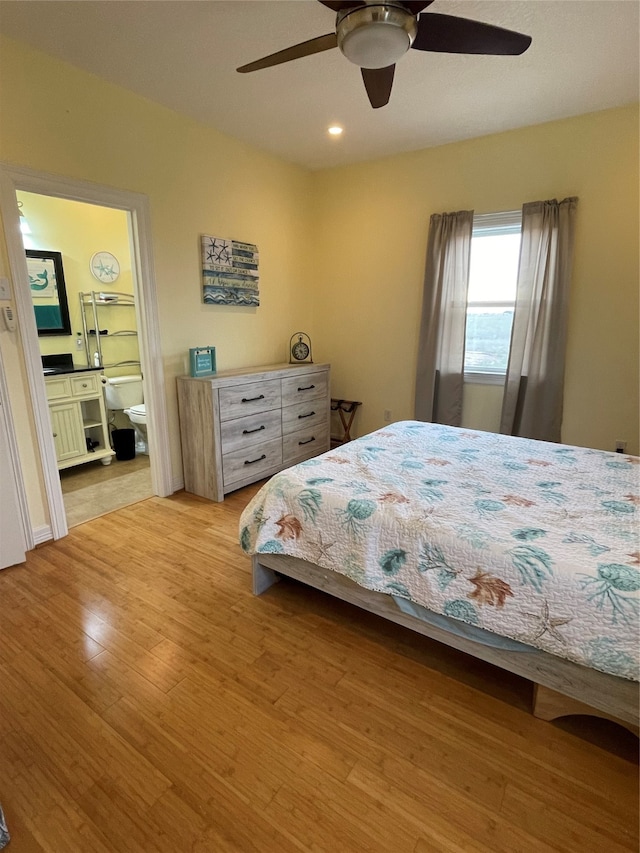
[111,428,135,461]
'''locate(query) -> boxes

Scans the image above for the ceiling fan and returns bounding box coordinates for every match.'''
[237,1,532,109]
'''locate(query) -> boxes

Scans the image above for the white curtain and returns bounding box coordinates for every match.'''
[500,197,578,441]
[415,210,474,425]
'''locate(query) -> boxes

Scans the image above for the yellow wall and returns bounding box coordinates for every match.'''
[1,35,638,534]
[310,105,639,454]
[18,191,136,369]
[0,36,314,526]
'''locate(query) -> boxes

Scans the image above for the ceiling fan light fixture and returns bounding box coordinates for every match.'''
[337,4,417,69]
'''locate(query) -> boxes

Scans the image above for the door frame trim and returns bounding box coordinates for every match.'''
[0,340,32,555]
[0,163,173,540]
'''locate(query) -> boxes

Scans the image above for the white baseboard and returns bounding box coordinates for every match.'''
[172,476,184,493]
[32,525,53,545]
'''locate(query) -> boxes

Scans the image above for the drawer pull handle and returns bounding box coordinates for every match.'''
[243,425,265,435]
[241,394,265,403]
[298,411,315,419]
[299,437,315,446]
[82,383,88,388]
[244,454,266,466]
[53,433,58,438]
[298,384,315,391]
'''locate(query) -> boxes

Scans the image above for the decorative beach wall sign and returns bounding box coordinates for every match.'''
[201,235,259,306]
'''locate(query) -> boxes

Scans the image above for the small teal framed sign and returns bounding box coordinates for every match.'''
[189,346,216,377]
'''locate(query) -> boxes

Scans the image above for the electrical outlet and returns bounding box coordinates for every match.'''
[615,441,627,454]
[384,409,392,423]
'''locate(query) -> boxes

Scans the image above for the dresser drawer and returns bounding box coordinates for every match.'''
[282,371,328,408]
[222,438,282,488]
[283,425,330,467]
[70,373,100,397]
[220,409,282,454]
[218,379,281,421]
[282,399,328,434]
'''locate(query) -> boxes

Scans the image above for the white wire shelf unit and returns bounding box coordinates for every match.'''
[79,291,141,372]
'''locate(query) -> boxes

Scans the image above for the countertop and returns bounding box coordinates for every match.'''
[43,366,102,376]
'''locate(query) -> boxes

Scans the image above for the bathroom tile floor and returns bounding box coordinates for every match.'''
[60,453,150,492]
[60,454,153,527]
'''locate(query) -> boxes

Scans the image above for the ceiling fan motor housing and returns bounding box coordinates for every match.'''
[337,3,417,69]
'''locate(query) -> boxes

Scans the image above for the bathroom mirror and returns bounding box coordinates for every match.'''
[26,249,72,336]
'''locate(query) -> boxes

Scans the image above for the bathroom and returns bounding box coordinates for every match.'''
[19,190,153,526]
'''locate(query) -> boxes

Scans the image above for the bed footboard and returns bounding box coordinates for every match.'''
[533,684,639,736]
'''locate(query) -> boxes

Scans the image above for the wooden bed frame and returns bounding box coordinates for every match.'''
[253,553,639,735]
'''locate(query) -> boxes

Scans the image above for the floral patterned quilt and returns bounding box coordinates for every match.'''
[239,421,640,681]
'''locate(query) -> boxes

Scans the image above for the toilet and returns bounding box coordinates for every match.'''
[102,374,149,455]
[123,403,148,455]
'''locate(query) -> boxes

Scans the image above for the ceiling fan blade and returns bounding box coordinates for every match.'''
[318,1,434,12]
[400,1,436,14]
[237,33,338,73]
[361,65,395,109]
[318,1,359,9]
[413,12,532,55]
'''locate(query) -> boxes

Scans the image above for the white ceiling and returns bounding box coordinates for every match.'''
[0,1,638,170]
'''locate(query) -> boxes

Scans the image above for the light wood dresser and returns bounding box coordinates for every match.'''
[177,363,330,501]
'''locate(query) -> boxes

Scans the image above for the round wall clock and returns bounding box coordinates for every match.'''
[289,332,313,363]
[90,251,120,284]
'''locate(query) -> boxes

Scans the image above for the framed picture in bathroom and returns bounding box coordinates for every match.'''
[26,249,72,336]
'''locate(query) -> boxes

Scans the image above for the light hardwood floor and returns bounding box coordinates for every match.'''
[0,484,637,852]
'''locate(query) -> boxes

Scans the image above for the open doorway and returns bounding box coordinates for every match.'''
[0,164,173,544]
[18,190,153,527]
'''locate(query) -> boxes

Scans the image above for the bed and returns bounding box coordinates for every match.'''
[239,421,639,731]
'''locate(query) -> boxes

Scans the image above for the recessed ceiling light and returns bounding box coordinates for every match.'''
[328,125,343,137]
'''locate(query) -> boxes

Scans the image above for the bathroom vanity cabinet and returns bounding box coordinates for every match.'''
[177,363,330,501]
[44,369,114,470]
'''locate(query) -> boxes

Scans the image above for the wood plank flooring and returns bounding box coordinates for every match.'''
[0,484,637,852]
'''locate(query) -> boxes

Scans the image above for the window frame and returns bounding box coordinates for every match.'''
[464,209,522,385]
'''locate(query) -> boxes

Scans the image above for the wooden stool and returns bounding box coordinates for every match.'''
[330,399,362,446]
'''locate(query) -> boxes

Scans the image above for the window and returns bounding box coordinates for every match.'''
[464,210,522,381]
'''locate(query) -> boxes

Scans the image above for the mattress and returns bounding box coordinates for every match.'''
[240,421,639,680]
